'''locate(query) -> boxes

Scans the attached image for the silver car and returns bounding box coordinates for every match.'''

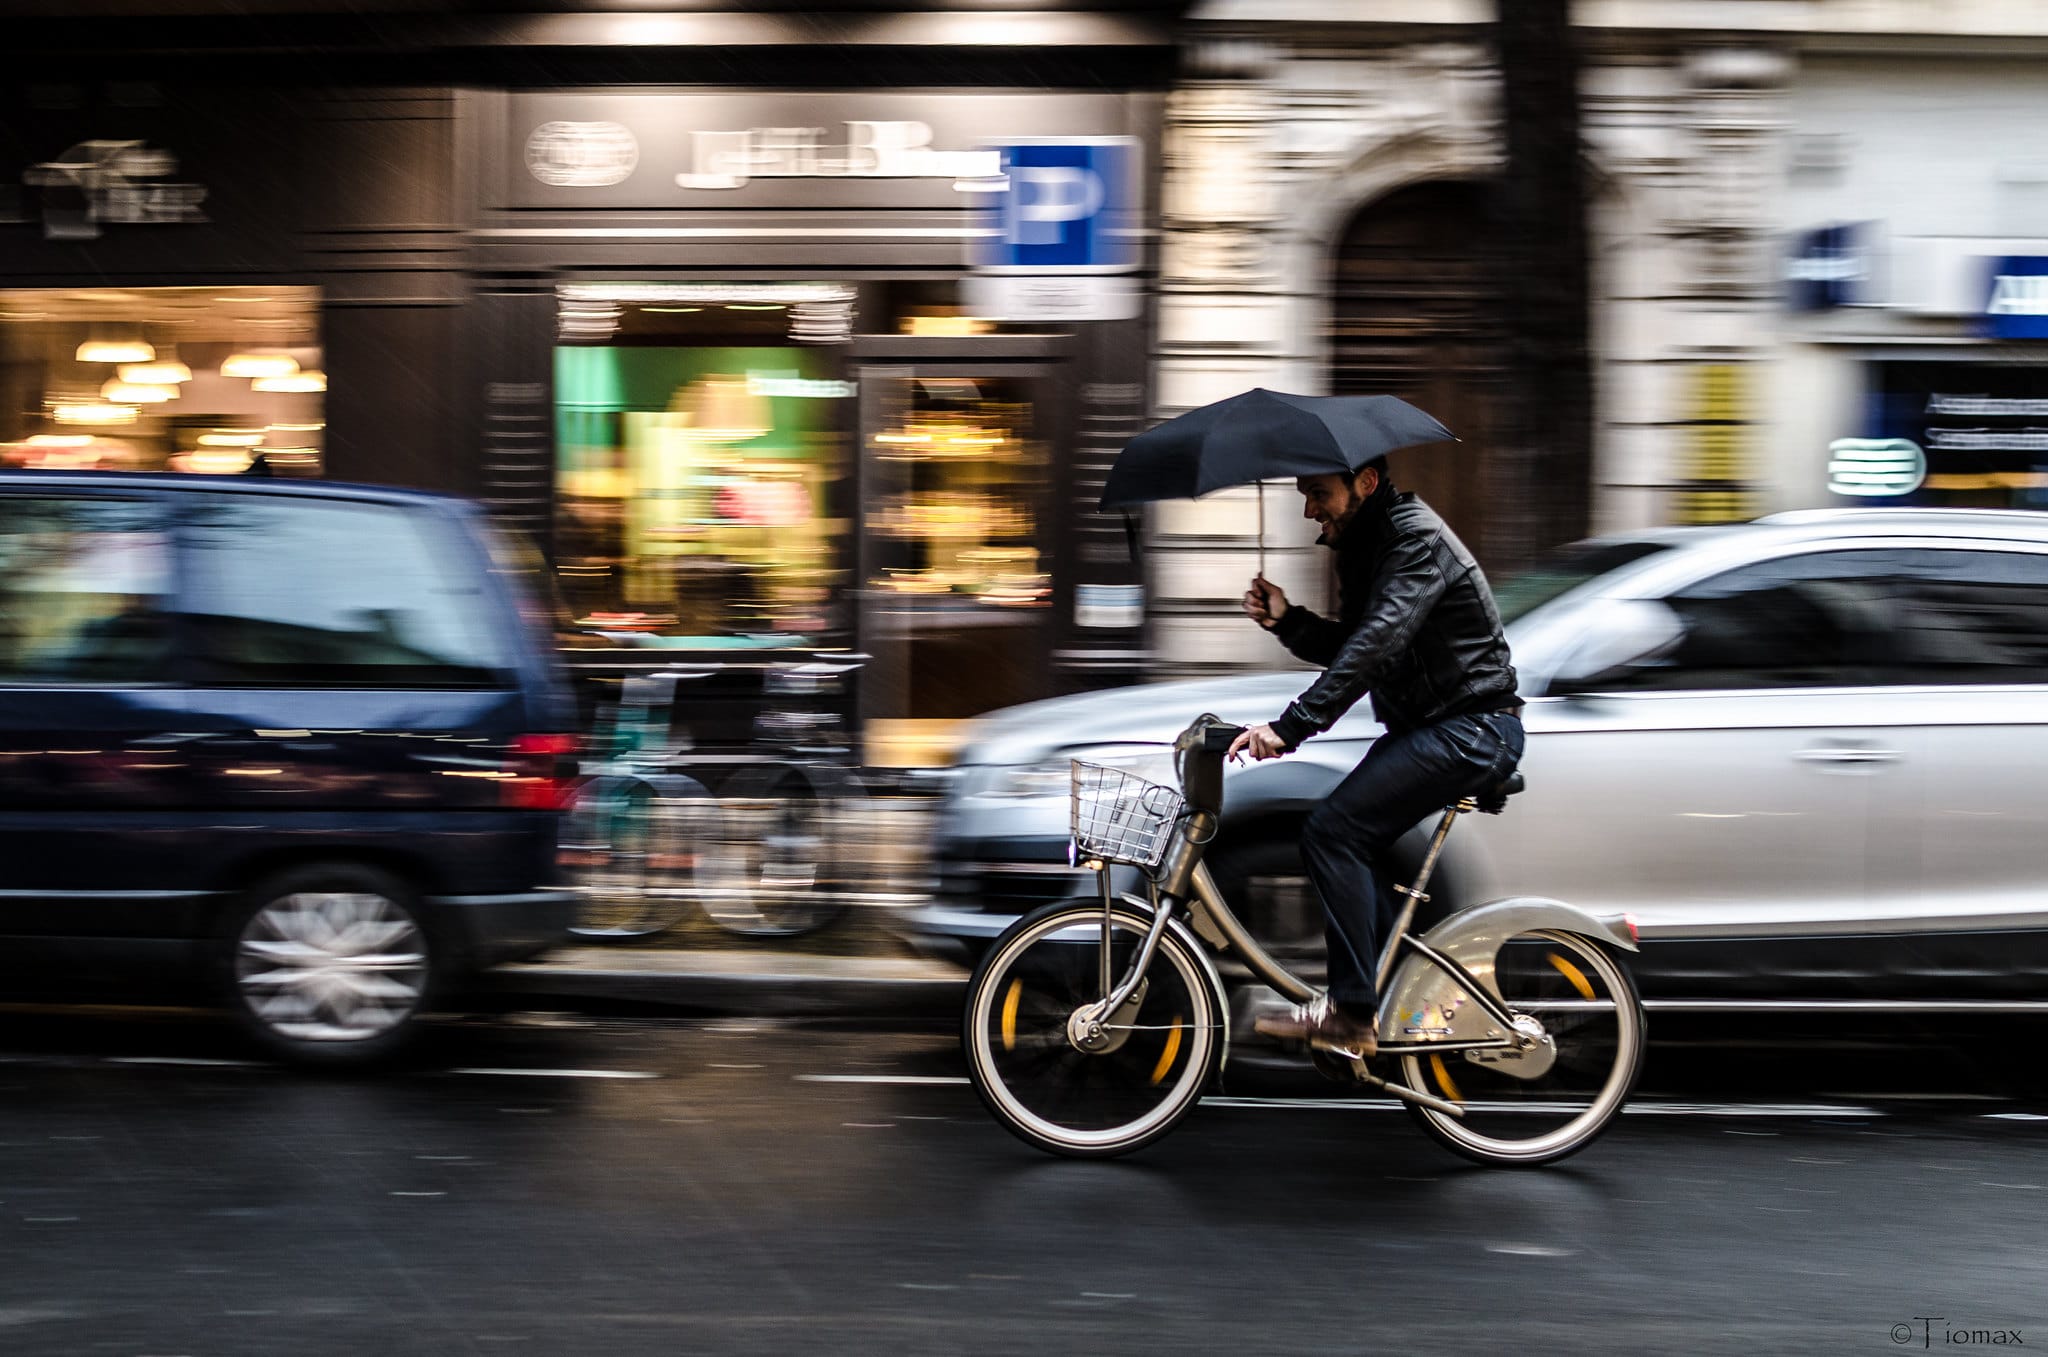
[914,507,2048,1013]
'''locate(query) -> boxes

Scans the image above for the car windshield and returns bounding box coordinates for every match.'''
[1493,540,1676,625]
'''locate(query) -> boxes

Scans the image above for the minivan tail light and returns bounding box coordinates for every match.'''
[505,734,579,810]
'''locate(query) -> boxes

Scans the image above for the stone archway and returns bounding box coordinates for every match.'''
[1328,179,1502,569]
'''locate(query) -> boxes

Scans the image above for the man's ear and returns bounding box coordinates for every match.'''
[1353,466,1379,499]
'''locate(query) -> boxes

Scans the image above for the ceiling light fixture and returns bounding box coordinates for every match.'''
[221,352,300,379]
[251,370,326,393]
[75,338,155,364]
[100,379,178,404]
[117,360,193,384]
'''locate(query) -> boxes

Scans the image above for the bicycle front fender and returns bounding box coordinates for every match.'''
[1117,891,1234,1070]
[1377,897,1637,1044]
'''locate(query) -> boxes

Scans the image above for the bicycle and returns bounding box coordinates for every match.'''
[562,664,885,940]
[960,713,1646,1165]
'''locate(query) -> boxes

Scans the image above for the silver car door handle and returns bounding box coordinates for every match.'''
[1796,746,1901,764]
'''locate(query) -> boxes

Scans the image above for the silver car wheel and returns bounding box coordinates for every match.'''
[235,891,428,1043]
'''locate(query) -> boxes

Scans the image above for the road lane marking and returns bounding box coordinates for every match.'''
[797,1074,970,1086]
[107,1057,260,1068]
[1485,1244,1576,1257]
[451,1068,657,1080]
[1202,1096,1886,1118]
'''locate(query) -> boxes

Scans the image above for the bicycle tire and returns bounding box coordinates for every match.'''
[963,900,1224,1159]
[563,773,710,940]
[696,761,857,938]
[1396,929,1645,1167]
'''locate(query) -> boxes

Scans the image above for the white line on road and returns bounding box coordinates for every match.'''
[106,1057,260,1068]
[797,1075,971,1086]
[450,1068,658,1080]
[1202,1096,1887,1118]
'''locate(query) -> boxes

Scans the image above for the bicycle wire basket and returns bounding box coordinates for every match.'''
[1069,760,1187,871]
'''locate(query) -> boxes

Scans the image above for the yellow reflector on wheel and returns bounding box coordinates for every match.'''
[1150,1016,1184,1086]
[1001,978,1022,1052]
[1547,952,1596,1000]
[1429,1053,1464,1103]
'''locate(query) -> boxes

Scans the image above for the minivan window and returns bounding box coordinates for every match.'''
[1610,549,1893,692]
[0,496,172,684]
[181,497,512,687]
[1878,547,2048,685]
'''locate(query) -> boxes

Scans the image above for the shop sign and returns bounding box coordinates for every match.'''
[1986,256,2048,339]
[962,275,1141,322]
[674,123,1000,190]
[1075,583,1144,629]
[1786,222,1869,311]
[1673,364,1754,525]
[1827,438,1925,497]
[502,92,1150,213]
[16,140,207,241]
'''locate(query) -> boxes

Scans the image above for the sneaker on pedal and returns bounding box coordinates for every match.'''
[1253,994,1377,1059]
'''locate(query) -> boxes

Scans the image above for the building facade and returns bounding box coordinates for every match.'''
[1,9,1176,762]
[1147,0,2048,674]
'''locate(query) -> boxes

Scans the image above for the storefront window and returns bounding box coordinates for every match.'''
[1869,361,2048,508]
[0,287,323,476]
[864,373,1051,611]
[553,283,856,649]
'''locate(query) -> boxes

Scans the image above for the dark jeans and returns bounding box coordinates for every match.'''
[1300,711,1525,1014]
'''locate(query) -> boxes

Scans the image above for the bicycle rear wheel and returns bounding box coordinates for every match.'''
[1397,929,1644,1167]
[963,900,1223,1159]
[696,761,854,938]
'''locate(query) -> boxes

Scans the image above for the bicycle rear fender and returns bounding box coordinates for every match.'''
[1378,897,1637,1044]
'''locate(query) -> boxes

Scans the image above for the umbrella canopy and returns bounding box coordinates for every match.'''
[1098,389,1455,509]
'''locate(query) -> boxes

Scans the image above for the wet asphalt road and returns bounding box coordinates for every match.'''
[2,1007,2044,1357]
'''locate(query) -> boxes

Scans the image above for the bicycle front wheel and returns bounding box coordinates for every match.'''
[963,900,1223,1159]
[1398,929,1644,1167]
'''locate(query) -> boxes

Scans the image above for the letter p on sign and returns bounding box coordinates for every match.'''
[974,138,1139,274]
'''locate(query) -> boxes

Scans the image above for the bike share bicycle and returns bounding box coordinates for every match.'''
[561,660,872,941]
[961,714,1646,1165]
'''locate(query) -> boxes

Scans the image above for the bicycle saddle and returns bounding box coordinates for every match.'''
[1475,770,1525,815]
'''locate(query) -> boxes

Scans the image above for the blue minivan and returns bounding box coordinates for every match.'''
[0,472,579,1063]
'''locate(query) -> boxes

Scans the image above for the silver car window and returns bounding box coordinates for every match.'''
[1877,546,2048,685]
[1608,549,1894,692]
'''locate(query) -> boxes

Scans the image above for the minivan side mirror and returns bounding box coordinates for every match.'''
[1544,599,1687,697]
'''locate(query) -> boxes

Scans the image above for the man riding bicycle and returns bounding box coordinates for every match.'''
[1226,457,1524,1061]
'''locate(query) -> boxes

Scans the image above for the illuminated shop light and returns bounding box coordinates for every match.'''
[199,431,266,447]
[220,352,300,379]
[25,434,93,448]
[268,422,325,432]
[51,401,138,425]
[251,369,327,393]
[75,339,155,364]
[100,379,178,404]
[1827,438,1926,497]
[116,360,192,384]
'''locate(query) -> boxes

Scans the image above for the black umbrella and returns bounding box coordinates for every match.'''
[1098,388,1455,510]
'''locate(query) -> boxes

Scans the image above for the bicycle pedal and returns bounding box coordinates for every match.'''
[1308,1047,1371,1084]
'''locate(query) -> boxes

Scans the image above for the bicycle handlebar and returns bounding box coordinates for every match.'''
[1172,714,1245,816]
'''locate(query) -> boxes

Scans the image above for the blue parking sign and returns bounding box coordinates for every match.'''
[974,139,1139,275]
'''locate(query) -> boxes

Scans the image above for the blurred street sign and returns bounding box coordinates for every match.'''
[962,274,1140,322]
[1828,438,1926,497]
[971,138,1140,275]
[1987,255,2048,338]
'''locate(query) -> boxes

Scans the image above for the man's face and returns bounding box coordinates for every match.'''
[1296,468,1376,545]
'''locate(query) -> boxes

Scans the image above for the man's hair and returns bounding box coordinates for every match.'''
[1358,455,1391,488]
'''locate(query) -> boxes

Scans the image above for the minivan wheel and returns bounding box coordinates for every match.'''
[223,863,435,1066]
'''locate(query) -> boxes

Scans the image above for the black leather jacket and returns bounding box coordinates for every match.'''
[1267,485,1518,747]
